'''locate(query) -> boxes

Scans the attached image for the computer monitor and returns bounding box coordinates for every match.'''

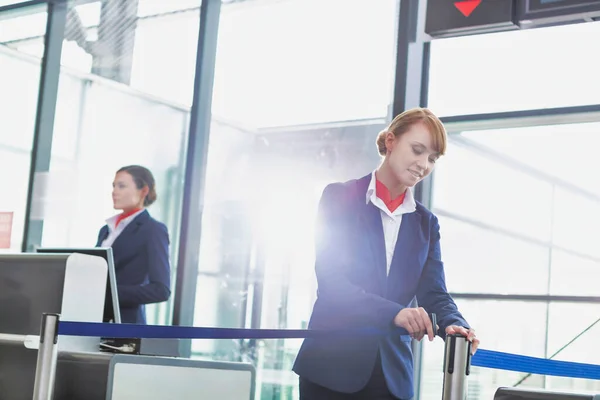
[36,247,121,324]
[0,253,67,335]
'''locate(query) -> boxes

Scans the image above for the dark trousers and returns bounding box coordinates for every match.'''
[299,354,397,400]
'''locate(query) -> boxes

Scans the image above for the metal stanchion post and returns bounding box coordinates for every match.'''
[32,313,60,400]
[442,333,472,400]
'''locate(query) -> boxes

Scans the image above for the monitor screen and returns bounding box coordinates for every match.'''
[0,254,67,335]
[35,248,121,324]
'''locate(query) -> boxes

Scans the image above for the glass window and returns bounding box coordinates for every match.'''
[0,5,46,252]
[212,0,398,128]
[0,1,30,6]
[434,122,600,295]
[0,4,46,58]
[426,120,600,398]
[549,250,600,297]
[433,141,554,243]
[546,303,600,394]
[420,300,548,400]
[26,0,199,325]
[428,21,600,117]
[193,0,398,397]
[437,215,550,295]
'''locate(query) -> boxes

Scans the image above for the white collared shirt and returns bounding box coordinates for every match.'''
[101,209,145,247]
[365,171,417,276]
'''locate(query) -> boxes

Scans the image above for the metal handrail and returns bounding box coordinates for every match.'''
[0,333,39,349]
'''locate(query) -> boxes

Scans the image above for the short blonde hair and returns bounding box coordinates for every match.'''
[376,107,447,157]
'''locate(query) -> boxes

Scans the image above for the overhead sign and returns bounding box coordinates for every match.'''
[0,212,13,249]
[518,0,600,25]
[425,0,600,38]
[527,0,600,12]
[425,0,518,38]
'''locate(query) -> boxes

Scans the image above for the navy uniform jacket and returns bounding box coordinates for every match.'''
[292,174,469,399]
[96,210,171,324]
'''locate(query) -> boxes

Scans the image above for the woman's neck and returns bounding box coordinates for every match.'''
[121,207,143,215]
[376,162,407,199]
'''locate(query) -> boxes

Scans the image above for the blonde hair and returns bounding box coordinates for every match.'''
[376,107,447,157]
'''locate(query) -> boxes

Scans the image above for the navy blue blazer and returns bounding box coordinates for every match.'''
[96,210,171,324]
[292,174,469,399]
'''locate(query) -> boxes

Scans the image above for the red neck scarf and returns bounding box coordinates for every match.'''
[375,179,405,212]
[115,208,142,227]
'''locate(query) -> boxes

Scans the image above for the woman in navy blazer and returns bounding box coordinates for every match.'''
[293,108,480,399]
[96,165,171,324]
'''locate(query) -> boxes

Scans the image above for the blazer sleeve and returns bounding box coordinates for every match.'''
[96,226,108,247]
[117,222,172,307]
[314,184,404,329]
[415,214,469,338]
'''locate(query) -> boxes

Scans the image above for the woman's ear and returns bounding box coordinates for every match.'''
[140,185,149,200]
[385,131,396,153]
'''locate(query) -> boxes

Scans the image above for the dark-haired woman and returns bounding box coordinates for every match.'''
[96,165,171,324]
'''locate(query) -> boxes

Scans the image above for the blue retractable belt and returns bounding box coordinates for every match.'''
[57,320,600,380]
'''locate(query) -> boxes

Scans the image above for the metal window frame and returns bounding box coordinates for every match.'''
[389,1,431,399]
[3,0,221,341]
[171,0,221,358]
[0,0,46,14]
[0,0,98,16]
[21,0,67,252]
[441,104,600,133]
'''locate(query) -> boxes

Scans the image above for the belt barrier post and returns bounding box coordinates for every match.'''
[442,333,472,400]
[32,313,60,400]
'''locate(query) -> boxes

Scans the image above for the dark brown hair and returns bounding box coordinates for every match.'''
[117,165,157,207]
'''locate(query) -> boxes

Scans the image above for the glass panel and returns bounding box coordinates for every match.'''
[0,1,30,6]
[433,141,554,242]
[462,123,600,197]
[27,0,200,325]
[437,215,550,295]
[549,250,600,297]
[434,122,600,295]
[192,274,248,359]
[420,300,548,400]
[212,0,398,129]
[194,0,398,398]
[428,21,600,117]
[546,303,600,395]
[0,4,46,58]
[0,5,46,251]
[552,188,600,259]
[429,121,600,398]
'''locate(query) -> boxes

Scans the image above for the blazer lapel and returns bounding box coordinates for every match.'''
[361,202,387,290]
[111,211,148,257]
[387,210,426,300]
[355,175,387,292]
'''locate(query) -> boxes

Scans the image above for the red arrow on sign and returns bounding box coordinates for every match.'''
[454,0,482,17]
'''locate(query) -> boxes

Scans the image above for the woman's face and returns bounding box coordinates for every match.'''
[385,122,440,188]
[112,171,147,211]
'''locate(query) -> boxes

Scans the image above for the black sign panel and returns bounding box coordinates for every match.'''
[425,0,518,38]
[519,0,600,23]
[528,0,600,12]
